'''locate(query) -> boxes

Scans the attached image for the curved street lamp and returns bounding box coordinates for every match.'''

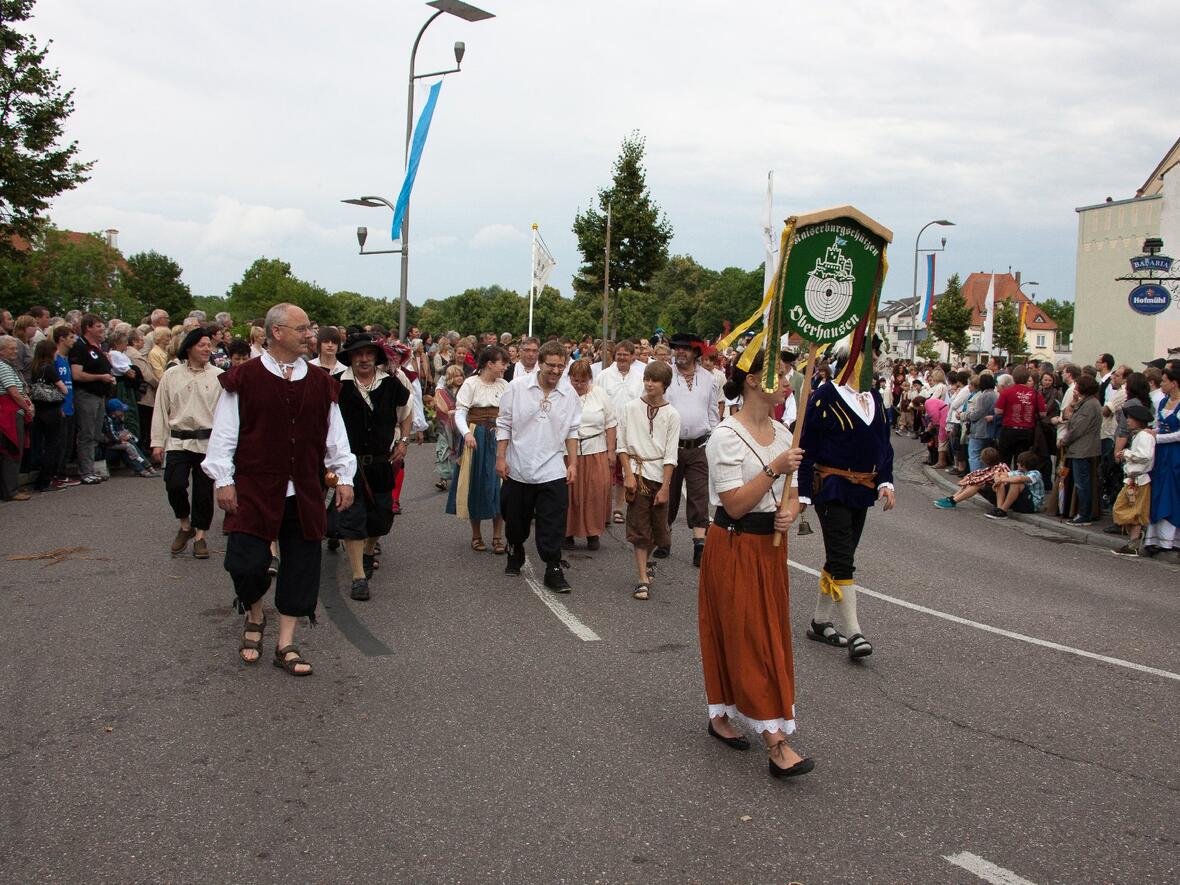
[909,219,955,358]
[343,0,494,339]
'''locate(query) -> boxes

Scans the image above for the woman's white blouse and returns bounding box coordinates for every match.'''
[706,416,797,513]
[575,386,617,456]
[454,376,508,437]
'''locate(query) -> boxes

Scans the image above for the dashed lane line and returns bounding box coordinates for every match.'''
[521,560,602,642]
[787,560,1180,683]
[943,851,1037,885]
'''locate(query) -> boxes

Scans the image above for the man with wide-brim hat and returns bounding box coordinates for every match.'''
[150,325,223,559]
[333,332,410,600]
[662,332,725,566]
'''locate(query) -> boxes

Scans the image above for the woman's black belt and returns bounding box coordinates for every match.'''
[713,508,776,535]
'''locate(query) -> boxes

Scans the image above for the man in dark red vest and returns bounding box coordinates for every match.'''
[203,304,356,677]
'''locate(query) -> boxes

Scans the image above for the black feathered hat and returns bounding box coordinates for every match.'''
[338,332,388,366]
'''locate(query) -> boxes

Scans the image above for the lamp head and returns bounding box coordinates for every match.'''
[357,226,368,249]
[454,41,465,64]
[342,197,385,208]
[936,219,955,226]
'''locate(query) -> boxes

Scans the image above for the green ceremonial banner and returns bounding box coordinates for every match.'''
[778,209,891,345]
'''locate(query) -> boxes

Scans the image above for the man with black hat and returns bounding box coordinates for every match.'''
[150,326,223,559]
[333,332,410,600]
[661,332,725,566]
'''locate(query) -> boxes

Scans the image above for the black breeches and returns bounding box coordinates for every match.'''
[164,450,214,531]
[501,477,568,566]
[225,497,321,619]
[667,445,710,529]
[815,500,868,582]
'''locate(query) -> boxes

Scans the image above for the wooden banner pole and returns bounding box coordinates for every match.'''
[773,341,818,548]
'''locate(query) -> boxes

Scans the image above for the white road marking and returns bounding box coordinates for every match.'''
[521,561,601,642]
[943,851,1037,885]
[787,560,1180,683]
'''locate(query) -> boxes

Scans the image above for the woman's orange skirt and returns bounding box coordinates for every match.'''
[698,522,796,735]
[566,450,611,538]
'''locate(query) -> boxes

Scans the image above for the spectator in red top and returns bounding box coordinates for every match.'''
[994,365,1046,467]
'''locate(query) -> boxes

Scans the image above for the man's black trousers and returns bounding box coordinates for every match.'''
[164,450,214,531]
[501,476,568,566]
[815,500,868,582]
[225,497,321,620]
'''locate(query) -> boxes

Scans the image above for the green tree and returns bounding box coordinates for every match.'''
[927,272,972,357]
[612,288,660,340]
[991,298,1025,358]
[916,336,939,361]
[124,250,193,318]
[225,257,329,324]
[1037,297,1074,348]
[21,228,140,317]
[0,0,94,250]
[647,254,716,335]
[693,266,763,339]
[571,131,673,324]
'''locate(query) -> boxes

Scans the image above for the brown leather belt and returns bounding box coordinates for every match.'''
[814,463,877,489]
[466,405,499,429]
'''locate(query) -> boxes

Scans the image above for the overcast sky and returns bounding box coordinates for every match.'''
[26,0,1180,321]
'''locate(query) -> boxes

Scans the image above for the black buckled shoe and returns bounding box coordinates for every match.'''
[543,563,571,593]
[350,578,370,601]
[707,722,750,751]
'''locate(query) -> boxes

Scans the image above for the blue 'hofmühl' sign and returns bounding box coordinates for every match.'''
[1128,283,1172,316]
[1130,255,1174,273]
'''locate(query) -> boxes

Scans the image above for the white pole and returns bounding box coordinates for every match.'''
[528,223,537,339]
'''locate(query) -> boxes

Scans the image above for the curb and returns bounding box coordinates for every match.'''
[920,462,1130,552]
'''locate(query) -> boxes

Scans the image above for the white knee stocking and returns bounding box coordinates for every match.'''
[813,592,836,625]
[837,584,862,637]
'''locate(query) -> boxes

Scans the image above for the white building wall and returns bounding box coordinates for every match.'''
[1073,195,1165,366]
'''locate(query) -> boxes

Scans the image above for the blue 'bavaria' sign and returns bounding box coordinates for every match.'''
[1128,283,1172,316]
[1130,255,1174,273]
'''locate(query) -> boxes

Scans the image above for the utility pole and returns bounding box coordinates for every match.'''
[602,201,611,350]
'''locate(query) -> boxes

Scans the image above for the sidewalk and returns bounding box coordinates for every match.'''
[921,461,1179,560]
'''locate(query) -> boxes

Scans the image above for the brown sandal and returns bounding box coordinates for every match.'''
[239,615,266,664]
[471,537,487,552]
[633,583,650,601]
[492,537,507,555]
[273,643,313,676]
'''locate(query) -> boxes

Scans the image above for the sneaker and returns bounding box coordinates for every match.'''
[57,476,81,487]
[933,497,957,509]
[984,507,1008,520]
[1065,515,1093,527]
[49,479,67,490]
[1111,543,1140,558]
[504,544,524,576]
[350,577,371,601]
[543,563,571,593]
[80,474,102,485]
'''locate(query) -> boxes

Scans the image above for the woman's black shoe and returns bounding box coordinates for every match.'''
[707,722,750,751]
[768,756,815,779]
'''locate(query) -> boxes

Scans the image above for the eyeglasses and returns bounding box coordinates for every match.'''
[274,323,312,334]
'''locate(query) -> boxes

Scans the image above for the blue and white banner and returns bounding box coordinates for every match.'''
[920,252,936,323]
[392,79,443,241]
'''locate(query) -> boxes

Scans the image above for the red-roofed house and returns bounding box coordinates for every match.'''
[959,271,1059,361]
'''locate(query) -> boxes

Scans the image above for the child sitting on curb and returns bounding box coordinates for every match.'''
[984,450,1045,520]
[933,446,1006,509]
[1111,403,1156,557]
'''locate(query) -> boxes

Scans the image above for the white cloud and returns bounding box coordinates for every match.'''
[469,224,529,249]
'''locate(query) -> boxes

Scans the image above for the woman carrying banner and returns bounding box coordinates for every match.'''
[698,350,813,779]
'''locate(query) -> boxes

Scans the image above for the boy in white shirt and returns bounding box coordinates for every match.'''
[617,360,680,600]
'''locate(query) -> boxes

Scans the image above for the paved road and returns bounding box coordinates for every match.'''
[2,439,1178,884]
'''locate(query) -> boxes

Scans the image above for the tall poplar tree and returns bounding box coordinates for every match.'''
[928,272,972,358]
[571,132,673,321]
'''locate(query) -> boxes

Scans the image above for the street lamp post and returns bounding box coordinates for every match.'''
[344,0,494,340]
[909,219,955,359]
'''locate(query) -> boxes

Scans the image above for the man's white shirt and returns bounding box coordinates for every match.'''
[495,372,582,484]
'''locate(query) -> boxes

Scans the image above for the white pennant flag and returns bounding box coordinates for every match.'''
[980,272,996,354]
[532,229,556,294]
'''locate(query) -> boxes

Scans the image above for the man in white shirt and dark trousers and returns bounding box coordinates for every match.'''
[660,332,724,567]
[497,341,583,591]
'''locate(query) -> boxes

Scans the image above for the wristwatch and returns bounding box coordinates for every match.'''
[763,465,780,480]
